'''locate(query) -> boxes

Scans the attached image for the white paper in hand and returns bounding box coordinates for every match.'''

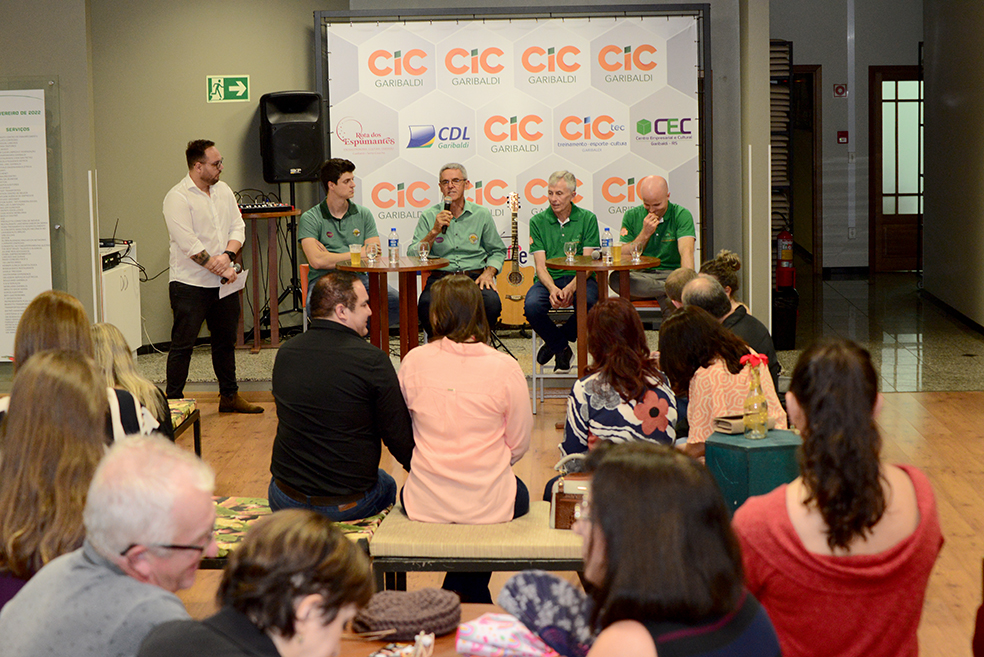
[219,269,248,298]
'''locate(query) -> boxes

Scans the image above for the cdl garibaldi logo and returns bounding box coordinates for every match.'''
[407,125,471,150]
[335,118,396,149]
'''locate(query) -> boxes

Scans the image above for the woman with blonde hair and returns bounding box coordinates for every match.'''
[4,290,159,439]
[0,350,108,608]
[92,323,174,440]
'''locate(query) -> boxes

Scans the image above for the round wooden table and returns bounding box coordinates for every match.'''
[545,254,660,376]
[338,256,449,358]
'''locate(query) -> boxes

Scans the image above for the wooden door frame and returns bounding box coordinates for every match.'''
[792,64,823,276]
[869,65,922,272]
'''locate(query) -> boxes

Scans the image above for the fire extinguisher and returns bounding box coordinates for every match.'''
[777,226,794,288]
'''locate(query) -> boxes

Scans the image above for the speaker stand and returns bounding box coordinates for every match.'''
[276,182,303,314]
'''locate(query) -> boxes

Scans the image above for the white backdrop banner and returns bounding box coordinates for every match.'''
[0,89,52,361]
[325,15,701,267]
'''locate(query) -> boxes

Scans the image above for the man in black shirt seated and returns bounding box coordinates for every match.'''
[682,274,781,392]
[269,271,414,521]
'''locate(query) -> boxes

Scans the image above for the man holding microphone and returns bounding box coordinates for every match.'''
[408,163,506,338]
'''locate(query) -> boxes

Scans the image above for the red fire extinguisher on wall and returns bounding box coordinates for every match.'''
[777,226,794,288]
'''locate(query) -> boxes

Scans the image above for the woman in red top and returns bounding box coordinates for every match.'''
[732,338,943,657]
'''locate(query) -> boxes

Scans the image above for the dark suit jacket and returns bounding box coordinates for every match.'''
[138,606,280,657]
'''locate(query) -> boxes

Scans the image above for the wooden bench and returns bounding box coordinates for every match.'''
[202,496,390,569]
[369,501,583,591]
[168,398,201,456]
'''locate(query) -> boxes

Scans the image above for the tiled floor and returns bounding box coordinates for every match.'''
[791,266,984,393]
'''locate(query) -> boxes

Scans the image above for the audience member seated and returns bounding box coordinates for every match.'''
[698,250,781,388]
[137,509,373,657]
[4,290,159,439]
[269,271,414,521]
[0,436,217,657]
[93,322,175,440]
[658,306,786,459]
[398,274,533,602]
[562,297,677,457]
[732,339,943,657]
[663,267,697,312]
[0,351,107,609]
[574,441,781,657]
[682,275,780,392]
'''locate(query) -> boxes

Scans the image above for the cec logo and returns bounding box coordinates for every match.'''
[484,115,543,142]
[524,178,584,205]
[602,177,641,203]
[445,48,504,74]
[368,49,428,76]
[598,44,657,72]
[407,125,471,149]
[371,182,431,208]
[466,180,508,206]
[559,115,624,141]
[637,118,693,136]
[521,46,581,72]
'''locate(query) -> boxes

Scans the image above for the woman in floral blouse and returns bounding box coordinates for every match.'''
[561,298,677,456]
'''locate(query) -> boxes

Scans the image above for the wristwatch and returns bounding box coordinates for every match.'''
[223,250,237,261]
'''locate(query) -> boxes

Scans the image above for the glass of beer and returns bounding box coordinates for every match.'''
[612,242,622,262]
[349,244,361,266]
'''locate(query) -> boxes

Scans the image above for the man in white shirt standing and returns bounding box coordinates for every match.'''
[162,139,262,413]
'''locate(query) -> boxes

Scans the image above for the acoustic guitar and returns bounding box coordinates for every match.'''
[496,192,535,327]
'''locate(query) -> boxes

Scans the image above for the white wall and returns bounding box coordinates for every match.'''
[770,0,923,269]
[923,1,984,324]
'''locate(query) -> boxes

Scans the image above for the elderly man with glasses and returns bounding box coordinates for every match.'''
[408,163,507,338]
[0,436,217,657]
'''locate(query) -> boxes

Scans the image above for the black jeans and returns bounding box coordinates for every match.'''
[166,282,240,398]
[418,270,502,337]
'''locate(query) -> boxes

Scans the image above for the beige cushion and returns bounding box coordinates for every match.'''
[370,501,583,560]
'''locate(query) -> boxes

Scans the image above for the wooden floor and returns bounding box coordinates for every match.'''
[176,390,983,657]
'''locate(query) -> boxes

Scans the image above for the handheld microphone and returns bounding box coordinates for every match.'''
[221,262,242,284]
[441,196,451,234]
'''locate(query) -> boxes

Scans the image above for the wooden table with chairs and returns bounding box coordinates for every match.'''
[338,257,449,358]
[544,254,659,377]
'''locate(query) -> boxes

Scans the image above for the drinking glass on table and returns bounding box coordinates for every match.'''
[349,244,361,266]
[417,241,431,261]
[564,241,577,263]
[365,243,379,263]
[630,244,641,264]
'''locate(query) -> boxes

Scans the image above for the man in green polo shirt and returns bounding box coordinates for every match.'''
[524,170,600,372]
[298,158,398,324]
[611,175,696,315]
[407,162,506,337]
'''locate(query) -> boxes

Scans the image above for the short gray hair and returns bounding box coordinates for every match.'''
[682,275,732,320]
[84,435,215,557]
[439,163,467,180]
[548,170,577,192]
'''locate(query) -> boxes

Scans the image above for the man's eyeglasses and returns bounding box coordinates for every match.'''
[120,528,215,556]
[203,159,224,169]
[439,178,464,187]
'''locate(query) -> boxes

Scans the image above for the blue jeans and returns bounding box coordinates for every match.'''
[268,469,397,522]
[524,276,599,355]
[306,273,400,327]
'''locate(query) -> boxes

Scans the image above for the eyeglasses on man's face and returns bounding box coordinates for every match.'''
[439,177,465,187]
[120,527,215,557]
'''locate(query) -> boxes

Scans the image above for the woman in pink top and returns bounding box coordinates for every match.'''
[398,275,533,602]
[732,339,943,657]
[658,306,786,459]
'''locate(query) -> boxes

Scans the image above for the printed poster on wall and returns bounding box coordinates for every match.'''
[0,89,52,361]
[325,15,701,269]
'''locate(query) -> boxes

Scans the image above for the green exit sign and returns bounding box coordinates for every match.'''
[207,76,250,103]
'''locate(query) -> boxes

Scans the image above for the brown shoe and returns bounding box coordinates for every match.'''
[218,393,264,414]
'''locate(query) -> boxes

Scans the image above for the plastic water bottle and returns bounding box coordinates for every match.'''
[602,227,613,264]
[388,227,400,264]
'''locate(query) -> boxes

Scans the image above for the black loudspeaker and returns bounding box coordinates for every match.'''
[259,91,324,184]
